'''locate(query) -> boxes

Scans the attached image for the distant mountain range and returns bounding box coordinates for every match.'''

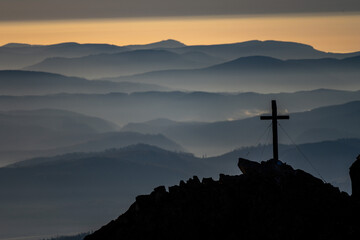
[0,131,184,167]
[24,49,222,78]
[0,108,117,149]
[0,70,170,95]
[1,39,360,240]
[0,39,190,71]
[2,97,359,165]
[0,42,127,69]
[0,109,183,166]
[1,39,359,82]
[0,89,360,126]
[167,40,360,60]
[121,100,360,156]
[114,55,360,92]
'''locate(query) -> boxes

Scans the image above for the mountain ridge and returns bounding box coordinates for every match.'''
[0,70,170,95]
[1,89,360,126]
[120,100,360,156]
[114,55,360,92]
[125,39,186,50]
[168,39,360,60]
[24,49,210,78]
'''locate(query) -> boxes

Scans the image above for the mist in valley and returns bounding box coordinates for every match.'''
[1,39,360,240]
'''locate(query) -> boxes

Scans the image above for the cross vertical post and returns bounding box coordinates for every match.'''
[260,100,289,161]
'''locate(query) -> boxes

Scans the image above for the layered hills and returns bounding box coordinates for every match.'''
[3,39,359,71]
[25,49,215,78]
[0,40,186,70]
[168,40,360,60]
[0,70,169,95]
[1,89,360,126]
[115,55,360,92]
[1,40,359,85]
[0,108,117,151]
[1,39,360,240]
[121,100,360,156]
[0,42,127,69]
[0,109,182,166]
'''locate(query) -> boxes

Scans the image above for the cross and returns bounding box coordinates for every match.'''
[260,100,289,161]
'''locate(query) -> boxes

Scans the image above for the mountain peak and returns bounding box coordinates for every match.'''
[262,40,315,49]
[52,42,80,46]
[208,55,283,71]
[159,39,186,46]
[2,43,33,48]
[125,39,186,50]
[146,39,186,48]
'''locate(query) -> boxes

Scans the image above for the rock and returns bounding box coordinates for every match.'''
[238,157,294,176]
[201,177,214,185]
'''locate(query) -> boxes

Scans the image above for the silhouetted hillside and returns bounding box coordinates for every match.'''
[0,70,169,95]
[85,158,360,240]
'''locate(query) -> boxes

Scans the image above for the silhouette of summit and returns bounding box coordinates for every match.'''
[85,157,360,240]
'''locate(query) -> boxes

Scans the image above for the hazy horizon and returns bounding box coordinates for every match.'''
[1,1,360,239]
[1,36,360,54]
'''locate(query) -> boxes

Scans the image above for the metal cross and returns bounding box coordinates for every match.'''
[260,100,289,161]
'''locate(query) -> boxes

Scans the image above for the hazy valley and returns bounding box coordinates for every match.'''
[0,39,360,240]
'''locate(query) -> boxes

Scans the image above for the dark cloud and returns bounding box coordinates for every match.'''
[0,0,359,21]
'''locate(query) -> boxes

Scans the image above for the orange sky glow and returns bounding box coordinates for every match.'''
[1,13,359,53]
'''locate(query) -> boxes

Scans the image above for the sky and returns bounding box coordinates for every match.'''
[0,0,359,52]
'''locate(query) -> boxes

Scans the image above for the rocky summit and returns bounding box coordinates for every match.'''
[85,158,360,240]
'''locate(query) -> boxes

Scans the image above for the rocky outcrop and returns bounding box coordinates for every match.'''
[85,158,360,240]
